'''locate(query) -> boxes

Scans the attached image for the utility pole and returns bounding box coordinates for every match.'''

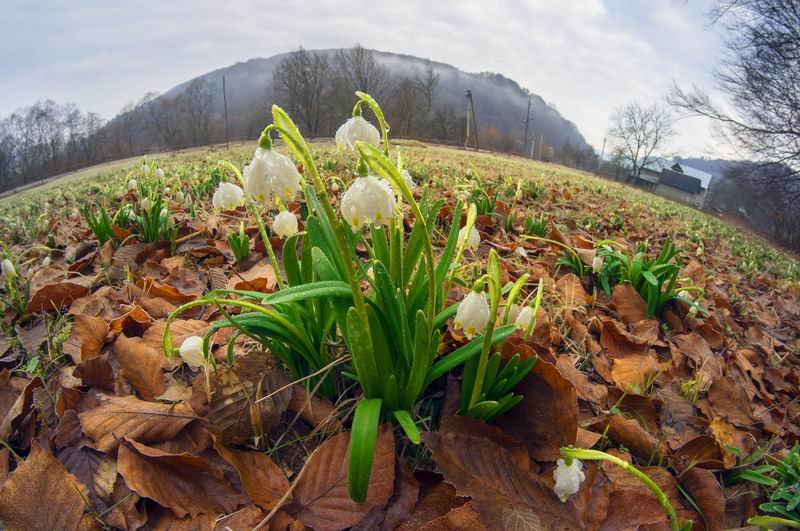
[523,99,531,156]
[464,90,479,150]
[537,133,544,160]
[222,76,230,150]
[530,133,536,158]
[598,137,606,170]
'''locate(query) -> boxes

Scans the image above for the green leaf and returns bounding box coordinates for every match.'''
[393,410,421,444]
[642,269,659,286]
[282,232,303,287]
[737,470,778,486]
[263,281,353,305]
[426,325,516,385]
[346,307,380,398]
[347,398,382,503]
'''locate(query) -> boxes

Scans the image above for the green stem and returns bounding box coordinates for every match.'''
[218,160,285,289]
[561,448,683,531]
[468,268,500,413]
[356,92,390,157]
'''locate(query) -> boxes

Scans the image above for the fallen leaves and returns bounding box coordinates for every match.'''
[294,424,396,529]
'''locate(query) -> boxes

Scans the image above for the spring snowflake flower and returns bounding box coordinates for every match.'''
[340,176,397,229]
[212,182,245,211]
[454,290,490,339]
[243,156,272,204]
[553,458,585,502]
[335,116,381,151]
[140,197,152,212]
[42,256,51,268]
[179,335,205,369]
[1,259,15,277]
[260,149,302,202]
[273,210,299,238]
[401,169,415,190]
[592,255,603,274]
[163,187,171,195]
[174,190,185,203]
[139,164,150,177]
[128,178,137,191]
[514,306,535,330]
[458,226,481,250]
[154,167,165,179]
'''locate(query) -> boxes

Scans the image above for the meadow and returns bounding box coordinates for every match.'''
[0,97,798,530]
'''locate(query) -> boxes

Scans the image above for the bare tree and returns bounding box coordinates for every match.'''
[607,102,675,182]
[272,48,331,137]
[142,92,182,148]
[669,0,800,198]
[180,79,216,146]
[331,45,391,115]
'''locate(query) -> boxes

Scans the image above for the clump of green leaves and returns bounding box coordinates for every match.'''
[227,222,250,262]
[744,445,800,527]
[80,204,115,245]
[523,214,547,237]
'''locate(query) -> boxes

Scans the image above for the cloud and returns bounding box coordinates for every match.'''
[0,0,732,157]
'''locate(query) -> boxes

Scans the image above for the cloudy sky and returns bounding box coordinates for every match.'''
[1,0,733,157]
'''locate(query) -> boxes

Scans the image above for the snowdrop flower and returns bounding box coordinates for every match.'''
[174,190,185,203]
[140,197,152,212]
[592,255,603,274]
[401,169,415,190]
[454,290,490,339]
[139,164,150,177]
[273,210,299,238]
[243,156,272,204]
[261,149,302,202]
[179,335,205,369]
[128,178,137,191]
[1,259,16,278]
[154,167,165,179]
[340,176,397,229]
[514,305,536,330]
[458,226,481,250]
[212,182,245,211]
[335,116,381,151]
[553,458,585,502]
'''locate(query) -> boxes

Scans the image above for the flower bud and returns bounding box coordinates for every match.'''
[340,176,397,229]
[212,182,245,211]
[458,226,480,250]
[42,256,51,268]
[140,197,152,212]
[1,259,16,278]
[163,187,171,195]
[454,290,490,338]
[179,335,205,369]
[128,178,137,191]
[139,163,150,177]
[154,167,165,179]
[592,255,603,274]
[175,190,185,203]
[335,116,381,151]
[553,458,585,502]
[273,210,299,238]
[514,305,535,330]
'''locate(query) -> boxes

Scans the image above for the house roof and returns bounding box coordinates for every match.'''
[659,168,703,194]
[671,163,712,190]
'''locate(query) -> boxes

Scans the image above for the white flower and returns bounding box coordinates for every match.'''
[401,169,415,190]
[1,259,15,277]
[553,458,585,502]
[260,149,302,202]
[335,116,381,151]
[212,182,245,211]
[163,187,171,195]
[515,306,536,330]
[139,164,150,177]
[160,208,168,219]
[458,226,480,250]
[516,246,528,259]
[140,197,152,211]
[592,255,603,274]
[454,290,490,339]
[174,191,185,203]
[179,335,205,369]
[273,210,299,238]
[331,181,340,192]
[677,290,691,300]
[243,155,272,204]
[42,256,51,268]
[340,176,397,229]
[128,178,137,191]
[154,167,165,179]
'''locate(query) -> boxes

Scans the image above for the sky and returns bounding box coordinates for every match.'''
[0,0,735,158]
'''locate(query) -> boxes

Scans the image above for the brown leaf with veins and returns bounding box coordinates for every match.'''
[27,281,90,313]
[610,352,662,394]
[600,317,650,358]
[496,359,577,461]
[79,394,199,454]
[118,438,246,518]
[213,436,290,510]
[58,445,117,513]
[294,424,395,530]
[422,424,581,530]
[115,334,166,401]
[63,315,108,364]
[0,442,89,531]
[611,284,648,324]
[419,502,486,530]
[680,467,725,531]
